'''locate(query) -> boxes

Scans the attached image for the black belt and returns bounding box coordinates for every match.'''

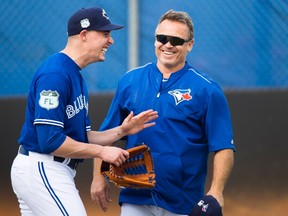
[19,145,79,170]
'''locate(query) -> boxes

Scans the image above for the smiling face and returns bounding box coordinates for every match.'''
[155,19,194,75]
[84,30,114,62]
[62,29,116,69]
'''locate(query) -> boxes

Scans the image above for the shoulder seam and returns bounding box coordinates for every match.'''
[188,68,211,84]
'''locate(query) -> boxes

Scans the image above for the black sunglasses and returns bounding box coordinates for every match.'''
[155,34,190,46]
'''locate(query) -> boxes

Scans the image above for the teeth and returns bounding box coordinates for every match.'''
[163,51,174,55]
[101,48,107,53]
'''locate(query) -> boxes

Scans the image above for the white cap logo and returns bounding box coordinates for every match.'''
[197,199,209,213]
[80,18,90,28]
[102,9,109,20]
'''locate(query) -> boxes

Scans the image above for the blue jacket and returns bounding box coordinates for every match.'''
[100,62,235,214]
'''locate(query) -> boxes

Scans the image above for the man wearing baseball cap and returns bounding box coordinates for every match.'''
[67,7,124,36]
[10,6,158,216]
[66,7,124,64]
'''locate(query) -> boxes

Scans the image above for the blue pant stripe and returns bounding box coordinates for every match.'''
[38,162,69,216]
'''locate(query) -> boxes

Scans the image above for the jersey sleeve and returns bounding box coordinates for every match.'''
[205,87,235,152]
[34,73,70,128]
[36,124,67,153]
[86,116,91,132]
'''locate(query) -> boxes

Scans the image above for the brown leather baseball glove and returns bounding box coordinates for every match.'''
[101,144,156,189]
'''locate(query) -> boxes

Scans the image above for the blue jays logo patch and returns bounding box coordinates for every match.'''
[168,89,192,105]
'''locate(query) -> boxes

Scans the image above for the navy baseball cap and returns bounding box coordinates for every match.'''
[190,195,223,216]
[67,7,124,36]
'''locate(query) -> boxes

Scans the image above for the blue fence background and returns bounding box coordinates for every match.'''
[1,0,287,97]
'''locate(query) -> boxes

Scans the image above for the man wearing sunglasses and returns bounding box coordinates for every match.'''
[91,9,235,216]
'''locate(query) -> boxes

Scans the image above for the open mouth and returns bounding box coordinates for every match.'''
[101,48,107,54]
[162,50,176,55]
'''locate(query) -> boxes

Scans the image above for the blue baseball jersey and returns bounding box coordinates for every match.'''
[18,53,91,154]
[100,62,235,214]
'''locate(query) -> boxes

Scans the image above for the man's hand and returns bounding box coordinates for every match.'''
[120,110,158,136]
[206,191,224,208]
[99,146,129,167]
[91,174,111,212]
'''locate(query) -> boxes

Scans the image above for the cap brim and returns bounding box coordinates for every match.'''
[95,23,124,31]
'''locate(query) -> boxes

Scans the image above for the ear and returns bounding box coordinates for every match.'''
[187,39,195,52]
[79,30,88,41]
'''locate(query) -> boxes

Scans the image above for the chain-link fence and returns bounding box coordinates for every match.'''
[0,0,127,96]
[1,0,287,97]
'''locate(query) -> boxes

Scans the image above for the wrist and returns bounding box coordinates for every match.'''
[94,144,104,159]
[117,126,126,138]
[208,186,224,196]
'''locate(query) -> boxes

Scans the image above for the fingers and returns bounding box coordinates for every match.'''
[102,147,129,167]
[94,196,110,212]
[123,149,130,158]
[91,176,111,212]
[139,109,156,117]
[98,192,112,212]
[121,109,158,136]
[138,110,158,123]
[143,122,156,129]
[126,111,134,120]
[129,110,158,126]
[113,150,129,167]
[144,113,158,123]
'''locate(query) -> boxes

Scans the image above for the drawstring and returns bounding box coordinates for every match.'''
[151,190,159,209]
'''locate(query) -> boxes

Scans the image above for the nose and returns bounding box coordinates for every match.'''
[108,36,114,45]
[164,41,173,47]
